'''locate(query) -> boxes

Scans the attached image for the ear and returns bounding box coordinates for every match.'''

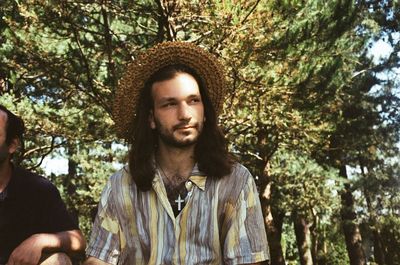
[149,110,156,129]
[8,138,19,155]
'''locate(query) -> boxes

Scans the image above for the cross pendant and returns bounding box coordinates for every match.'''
[175,194,185,211]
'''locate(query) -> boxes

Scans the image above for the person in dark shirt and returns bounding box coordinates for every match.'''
[0,105,86,265]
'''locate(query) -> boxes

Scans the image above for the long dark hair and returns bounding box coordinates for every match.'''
[128,64,233,191]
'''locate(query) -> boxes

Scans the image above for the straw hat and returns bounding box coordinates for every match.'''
[113,41,227,139]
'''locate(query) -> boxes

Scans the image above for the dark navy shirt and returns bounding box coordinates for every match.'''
[0,167,78,263]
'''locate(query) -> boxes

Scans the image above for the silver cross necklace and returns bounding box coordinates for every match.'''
[158,165,189,216]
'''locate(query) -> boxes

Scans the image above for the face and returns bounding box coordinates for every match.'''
[0,110,17,164]
[149,72,205,148]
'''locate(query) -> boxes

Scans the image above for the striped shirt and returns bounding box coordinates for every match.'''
[86,163,269,265]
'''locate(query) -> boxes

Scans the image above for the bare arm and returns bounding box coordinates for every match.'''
[83,257,113,265]
[7,229,86,265]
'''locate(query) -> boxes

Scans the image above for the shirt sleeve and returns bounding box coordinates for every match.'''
[86,177,122,265]
[223,175,270,265]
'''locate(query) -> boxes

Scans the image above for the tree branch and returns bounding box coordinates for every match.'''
[101,1,117,88]
[241,0,262,25]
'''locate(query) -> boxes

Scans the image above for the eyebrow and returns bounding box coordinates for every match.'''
[158,94,201,102]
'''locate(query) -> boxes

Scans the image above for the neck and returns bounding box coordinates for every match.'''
[0,160,12,192]
[156,142,196,180]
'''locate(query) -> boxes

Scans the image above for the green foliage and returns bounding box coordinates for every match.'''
[281,222,299,264]
[50,142,126,237]
[318,222,350,265]
[270,148,341,216]
[1,0,399,263]
[378,215,400,264]
[280,218,350,265]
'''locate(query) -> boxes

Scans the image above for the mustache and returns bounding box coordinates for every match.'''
[172,122,198,131]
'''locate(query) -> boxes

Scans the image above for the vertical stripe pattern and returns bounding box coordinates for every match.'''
[86,163,270,265]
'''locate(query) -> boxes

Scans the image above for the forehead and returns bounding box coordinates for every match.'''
[151,72,200,100]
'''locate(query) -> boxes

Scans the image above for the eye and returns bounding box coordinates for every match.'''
[189,97,201,104]
[162,102,176,108]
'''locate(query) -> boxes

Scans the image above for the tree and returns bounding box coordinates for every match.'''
[1,1,399,264]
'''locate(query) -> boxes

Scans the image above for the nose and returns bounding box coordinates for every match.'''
[177,102,192,121]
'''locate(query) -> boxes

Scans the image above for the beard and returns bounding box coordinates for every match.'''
[154,118,203,148]
[0,143,10,165]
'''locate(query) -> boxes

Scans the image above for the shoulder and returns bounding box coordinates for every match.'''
[101,166,136,198]
[8,168,64,207]
[13,167,58,193]
[108,166,132,188]
[97,166,137,218]
[211,163,255,203]
[230,163,253,178]
[221,163,253,187]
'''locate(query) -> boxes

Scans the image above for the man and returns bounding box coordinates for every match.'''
[85,42,270,264]
[0,105,86,265]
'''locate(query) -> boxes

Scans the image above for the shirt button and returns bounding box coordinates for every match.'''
[185,180,193,191]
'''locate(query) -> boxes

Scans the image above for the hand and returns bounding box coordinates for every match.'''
[83,257,112,265]
[7,234,45,265]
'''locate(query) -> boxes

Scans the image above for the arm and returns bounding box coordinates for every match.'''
[223,169,270,264]
[86,176,122,265]
[7,229,85,265]
[83,257,113,265]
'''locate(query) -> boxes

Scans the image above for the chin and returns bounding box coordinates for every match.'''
[173,137,198,148]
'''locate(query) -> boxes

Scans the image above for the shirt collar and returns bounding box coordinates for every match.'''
[188,163,207,191]
[188,175,206,191]
[152,162,207,191]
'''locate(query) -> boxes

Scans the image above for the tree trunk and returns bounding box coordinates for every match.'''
[65,143,79,225]
[309,208,319,265]
[310,226,319,265]
[339,166,367,265]
[259,163,286,265]
[293,211,314,265]
[313,226,328,265]
[360,163,387,265]
[372,228,386,265]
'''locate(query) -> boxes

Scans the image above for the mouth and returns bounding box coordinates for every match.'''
[176,126,195,130]
[174,123,197,131]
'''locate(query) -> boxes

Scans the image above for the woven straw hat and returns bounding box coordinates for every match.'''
[113,41,227,139]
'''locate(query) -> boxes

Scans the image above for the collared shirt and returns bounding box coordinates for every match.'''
[87,163,270,265]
